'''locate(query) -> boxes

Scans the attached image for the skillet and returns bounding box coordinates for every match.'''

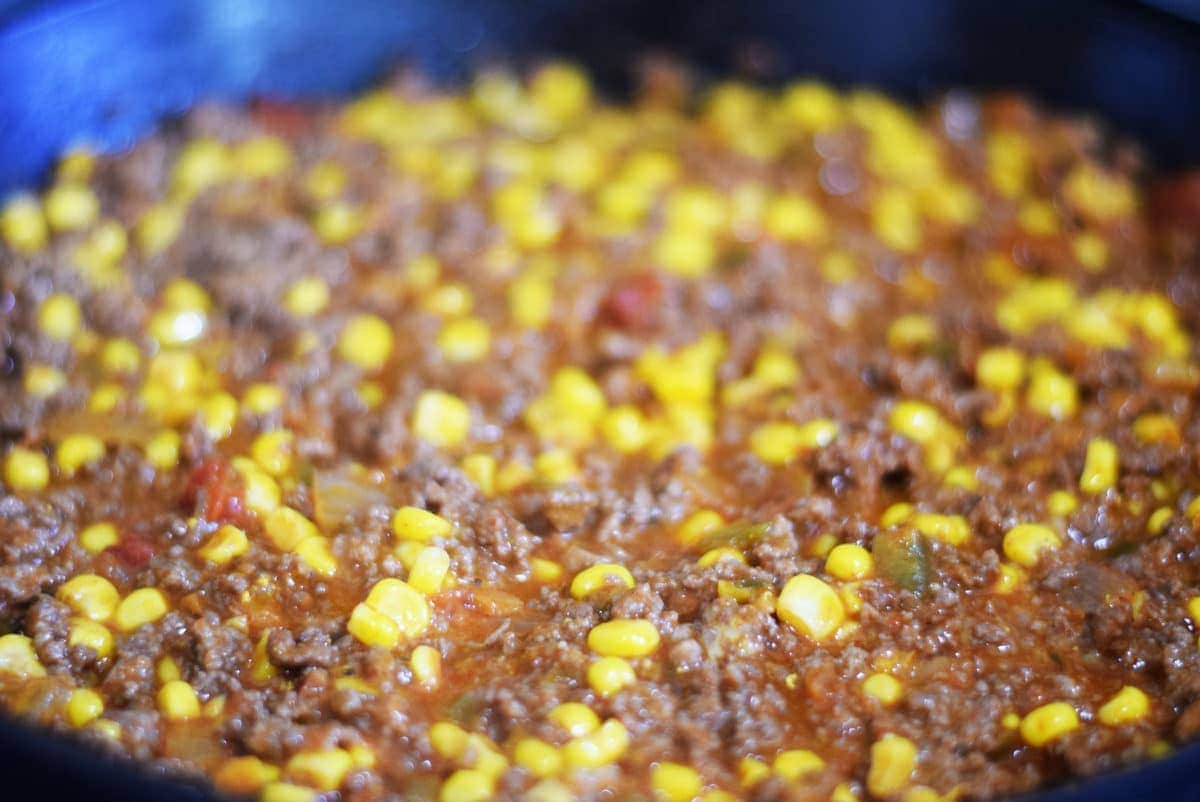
[1,1,1199,800]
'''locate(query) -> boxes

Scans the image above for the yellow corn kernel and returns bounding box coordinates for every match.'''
[587,619,661,658]
[602,405,651,454]
[66,688,104,728]
[739,757,770,787]
[749,419,840,465]
[392,506,453,543]
[199,524,250,565]
[293,535,337,576]
[423,282,475,318]
[337,314,393,371]
[777,574,845,641]
[440,769,494,802]
[214,756,281,795]
[196,392,237,441]
[652,762,703,802]
[285,748,354,791]
[765,194,828,244]
[781,81,842,131]
[251,430,294,478]
[147,305,207,347]
[261,781,317,802]
[142,429,180,471]
[570,563,635,599]
[825,544,873,581]
[1080,437,1119,495]
[157,656,180,683]
[158,679,200,720]
[508,274,553,329]
[0,633,45,678]
[312,200,366,245]
[460,454,497,497]
[5,446,50,492]
[562,718,630,770]
[171,138,231,197]
[889,400,948,445]
[345,742,374,771]
[38,293,82,341]
[57,574,119,622]
[887,315,938,352]
[534,449,579,485]
[1018,200,1059,235]
[114,588,169,632]
[1027,363,1078,420]
[44,183,99,231]
[24,364,66,398]
[832,783,859,802]
[282,276,330,317]
[438,317,491,363]
[994,563,1025,595]
[243,383,285,415]
[135,202,184,256]
[79,522,119,553]
[808,533,838,559]
[87,382,123,413]
[1133,413,1180,446]
[910,513,970,546]
[260,507,317,551]
[1020,702,1080,746]
[304,160,347,201]
[867,734,918,797]
[549,702,601,737]
[68,618,113,658]
[653,227,715,277]
[515,737,561,779]
[880,503,913,528]
[366,578,430,639]
[1148,506,1172,536]
[531,558,563,583]
[98,339,140,376]
[1073,231,1109,271]
[1,194,48,253]
[409,644,441,686]
[873,187,921,252]
[1097,686,1150,726]
[430,720,470,760]
[587,656,636,698]
[234,135,292,178]
[976,347,1026,391]
[408,546,451,594]
[862,673,904,705]
[1048,491,1078,517]
[697,547,745,568]
[773,749,825,781]
[676,510,725,548]
[55,434,106,477]
[412,390,472,448]
[1002,523,1062,567]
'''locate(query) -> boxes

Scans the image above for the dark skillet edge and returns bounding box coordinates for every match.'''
[3,708,1200,802]
[1,0,1199,194]
[1,1,1199,801]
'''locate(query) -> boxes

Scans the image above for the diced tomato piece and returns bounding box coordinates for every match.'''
[186,459,246,524]
[1151,171,1200,232]
[599,272,663,330]
[249,97,313,139]
[108,537,155,569]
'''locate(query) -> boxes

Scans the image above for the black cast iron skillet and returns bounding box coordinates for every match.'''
[1,1,1199,800]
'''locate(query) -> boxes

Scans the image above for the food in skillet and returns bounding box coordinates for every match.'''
[1,63,1199,802]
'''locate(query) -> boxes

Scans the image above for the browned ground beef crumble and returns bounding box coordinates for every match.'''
[2,64,1200,802]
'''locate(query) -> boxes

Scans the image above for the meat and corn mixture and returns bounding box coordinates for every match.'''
[1,64,1200,802]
